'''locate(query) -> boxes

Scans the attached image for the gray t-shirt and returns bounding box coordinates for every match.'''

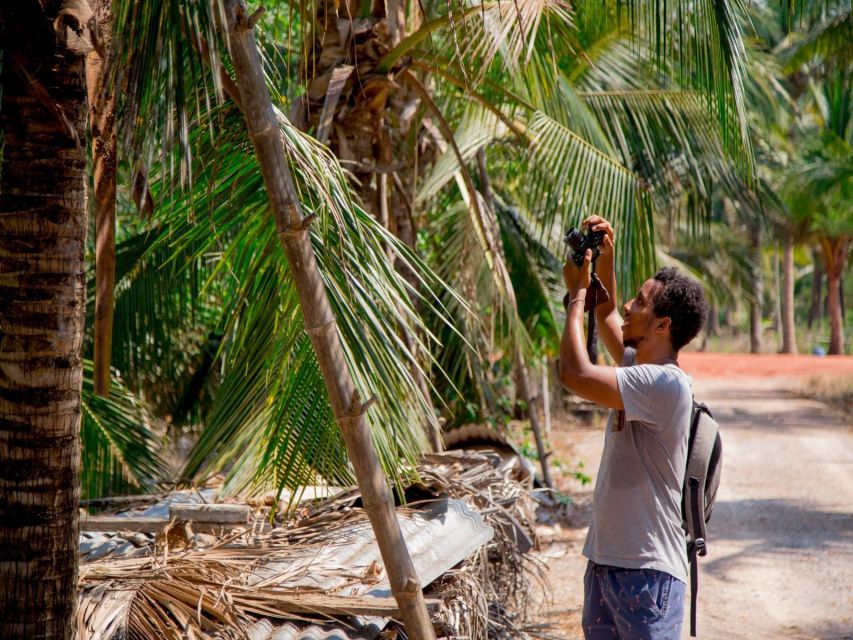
[582,347,692,583]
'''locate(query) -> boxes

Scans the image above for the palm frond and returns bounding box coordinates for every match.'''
[81,361,168,499]
[495,200,563,351]
[380,0,573,80]
[417,107,507,203]
[572,0,754,173]
[521,110,657,295]
[150,105,456,497]
[784,7,853,72]
[579,89,727,209]
[108,0,232,189]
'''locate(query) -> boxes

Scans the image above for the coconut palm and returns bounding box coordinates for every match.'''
[0,2,90,636]
[781,3,853,354]
[730,0,853,354]
[86,0,757,490]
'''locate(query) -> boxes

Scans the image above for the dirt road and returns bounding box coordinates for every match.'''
[535,354,853,639]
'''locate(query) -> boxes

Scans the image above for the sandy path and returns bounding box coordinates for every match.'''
[534,354,853,640]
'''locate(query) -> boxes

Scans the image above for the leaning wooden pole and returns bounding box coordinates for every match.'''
[223,3,435,638]
[87,0,117,397]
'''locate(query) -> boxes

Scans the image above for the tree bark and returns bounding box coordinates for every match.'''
[827,271,844,355]
[808,249,823,329]
[87,0,117,396]
[223,4,435,638]
[749,226,763,354]
[822,238,849,356]
[780,232,798,354]
[517,347,553,488]
[0,2,88,637]
[707,303,720,337]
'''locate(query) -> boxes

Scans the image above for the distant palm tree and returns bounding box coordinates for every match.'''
[783,2,852,354]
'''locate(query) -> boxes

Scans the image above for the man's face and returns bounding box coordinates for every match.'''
[621,279,661,348]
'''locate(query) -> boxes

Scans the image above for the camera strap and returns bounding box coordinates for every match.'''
[585,271,609,363]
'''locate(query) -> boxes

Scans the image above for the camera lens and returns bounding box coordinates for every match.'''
[565,228,585,251]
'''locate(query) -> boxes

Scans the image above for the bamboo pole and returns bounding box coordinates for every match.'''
[222,3,435,637]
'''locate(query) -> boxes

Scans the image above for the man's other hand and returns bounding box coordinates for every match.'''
[563,249,592,295]
[583,215,615,259]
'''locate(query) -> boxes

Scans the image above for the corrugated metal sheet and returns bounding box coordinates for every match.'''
[244,618,384,640]
[244,498,492,639]
[250,498,493,596]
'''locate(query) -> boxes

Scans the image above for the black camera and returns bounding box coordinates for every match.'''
[564,227,605,267]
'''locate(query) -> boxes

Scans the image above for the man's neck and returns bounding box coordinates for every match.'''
[635,342,679,366]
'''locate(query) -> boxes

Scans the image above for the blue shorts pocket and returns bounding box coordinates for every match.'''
[608,568,670,622]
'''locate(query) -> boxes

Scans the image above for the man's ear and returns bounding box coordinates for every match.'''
[655,316,672,334]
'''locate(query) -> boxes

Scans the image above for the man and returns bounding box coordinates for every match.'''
[560,215,708,640]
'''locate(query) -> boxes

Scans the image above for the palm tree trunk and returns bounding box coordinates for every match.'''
[808,249,823,329]
[87,0,117,396]
[223,4,435,638]
[823,238,849,356]
[781,232,798,354]
[827,272,844,355]
[517,348,553,488]
[0,3,89,637]
[707,303,720,336]
[749,226,763,354]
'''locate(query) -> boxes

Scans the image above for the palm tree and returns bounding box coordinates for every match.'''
[0,2,91,637]
[782,3,853,354]
[91,0,755,489]
[742,0,853,354]
[785,130,852,354]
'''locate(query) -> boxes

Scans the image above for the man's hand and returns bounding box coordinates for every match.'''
[581,214,625,363]
[563,249,592,295]
[583,214,615,259]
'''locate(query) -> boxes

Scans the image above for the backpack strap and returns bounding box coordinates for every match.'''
[685,403,714,554]
[689,544,699,637]
[686,401,715,638]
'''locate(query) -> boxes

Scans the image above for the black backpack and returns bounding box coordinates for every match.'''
[682,401,723,637]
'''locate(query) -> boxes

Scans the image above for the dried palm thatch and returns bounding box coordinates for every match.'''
[416,452,548,640]
[77,449,545,640]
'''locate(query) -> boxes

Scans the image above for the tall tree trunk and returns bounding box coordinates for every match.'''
[0,2,89,637]
[87,0,117,396]
[749,226,763,354]
[780,232,798,354]
[223,4,435,638]
[772,245,781,334]
[517,347,553,487]
[827,272,844,355]
[823,238,850,356]
[707,303,720,337]
[808,249,823,329]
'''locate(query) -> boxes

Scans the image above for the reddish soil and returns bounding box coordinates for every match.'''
[678,351,853,378]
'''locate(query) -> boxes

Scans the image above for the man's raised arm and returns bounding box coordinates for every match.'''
[584,215,624,364]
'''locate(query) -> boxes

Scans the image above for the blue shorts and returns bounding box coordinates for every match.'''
[582,561,685,640]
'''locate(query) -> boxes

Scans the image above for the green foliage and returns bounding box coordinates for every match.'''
[79,0,763,499]
[80,361,168,499]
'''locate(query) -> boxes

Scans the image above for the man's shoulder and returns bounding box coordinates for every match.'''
[617,356,691,409]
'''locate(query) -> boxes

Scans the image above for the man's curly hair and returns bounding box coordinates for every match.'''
[651,267,708,351]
